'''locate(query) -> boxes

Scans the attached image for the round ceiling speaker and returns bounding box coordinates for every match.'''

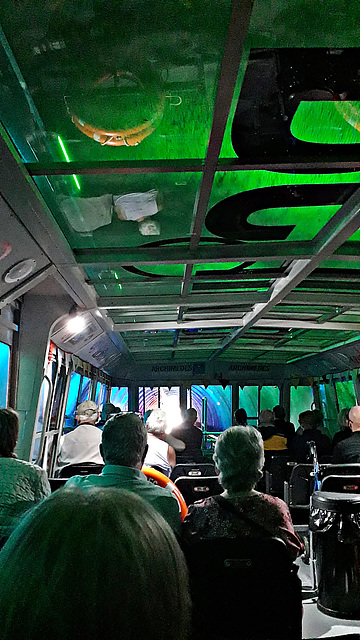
[4,259,37,283]
[0,242,12,261]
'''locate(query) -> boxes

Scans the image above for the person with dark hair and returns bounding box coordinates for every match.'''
[234,408,248,426]
[57,400,103,471]
[273,405,295,445]
[65,412,180,533]
[182,426,302,561]
[172,408,203,463]
[0,408,50,542]
[332,407,352,450]
[289,410,331,463]
[0,488,191,640]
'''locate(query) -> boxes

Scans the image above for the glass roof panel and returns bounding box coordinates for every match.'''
[206,170,360,241]
[291,102,360,145]
[33,172,201,248]
[0,0,232,163]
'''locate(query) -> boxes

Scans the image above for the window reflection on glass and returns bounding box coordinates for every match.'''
[79,377,91,402]
[110,387,129,412]
[290,386,314,431]
[64,372,81,431]
[160,387,181,431]
[0,342,10,407]
[95,381,101,405]
[190,385,232,433]
[238,387,258,426]
[139,387,159,415]
[259,386,280,413]
[335,380,356,411]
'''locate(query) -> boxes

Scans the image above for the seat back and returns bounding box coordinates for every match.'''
[174,476,221,506]
[170,463,216,482]
[287,463,314,507]
[264,454,291,498]
[185,536,302,640]
[321,474,360,493]
[58,463,104,478]
[320,463,360,480]
[49,478,67,492]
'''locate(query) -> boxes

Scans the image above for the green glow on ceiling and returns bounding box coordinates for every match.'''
[250,205,340,241]
[57,136,81,190]
[291,101,360,144]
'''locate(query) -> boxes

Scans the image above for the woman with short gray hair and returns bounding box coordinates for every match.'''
[182,426,302,560]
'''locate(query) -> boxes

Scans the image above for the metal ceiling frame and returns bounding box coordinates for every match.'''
[3,0,360,368]
[210,185,360,358]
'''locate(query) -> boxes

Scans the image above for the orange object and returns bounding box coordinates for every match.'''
[68,71,165,146]
[142,466,188,521]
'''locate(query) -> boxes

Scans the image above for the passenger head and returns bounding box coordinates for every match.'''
[185,408,197,424]
[146,408,167,437]
[213,426,264,493]
[101,403,116,422]
[101,413,146,467]
[312,409,324,429]
[234,408,247,426]
[0,488,190,640]
[273,405,285,420]
[258,409,275,425]
[338,407,351,430]
[0,408,19,458]
[348,405,360,432]
[76,400,99,425]
[299,410,317,431]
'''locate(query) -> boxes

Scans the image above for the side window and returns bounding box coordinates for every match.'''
[0,341,10,406]
[290,386,314,430]
[259,386,280,413]
[110,387,129,411]
[64,372,82,431]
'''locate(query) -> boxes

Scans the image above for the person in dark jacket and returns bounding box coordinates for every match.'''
[273,405,295,446]
[289,411,331,463]
[333,405,360,463]
[332,407,352,450]
[172,408,203,463]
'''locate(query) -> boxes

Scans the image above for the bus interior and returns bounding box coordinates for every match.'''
[1,1,360,636]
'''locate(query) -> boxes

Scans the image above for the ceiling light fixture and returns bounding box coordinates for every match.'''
[3,259,36,283]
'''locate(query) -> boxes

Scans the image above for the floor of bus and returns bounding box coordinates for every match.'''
[297,558,360,638]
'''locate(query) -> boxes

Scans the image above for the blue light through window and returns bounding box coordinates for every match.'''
[0,342,10,407]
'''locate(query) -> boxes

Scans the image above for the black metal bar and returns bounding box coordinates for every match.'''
[188,0,255,252]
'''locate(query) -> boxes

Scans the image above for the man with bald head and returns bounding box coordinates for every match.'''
[333,405,360,463]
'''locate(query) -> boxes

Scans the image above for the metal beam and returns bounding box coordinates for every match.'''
[100,290,360,310]
[74,241,314,266]
[188,0,254,253]
[113,318,360,332]
[24,155,360,176]
[283,291,360,307]
[129,343,322,354]
[100,291,269,309]
[210,186,360,358]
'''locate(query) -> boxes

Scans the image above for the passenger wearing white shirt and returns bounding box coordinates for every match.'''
[57,400,103,471]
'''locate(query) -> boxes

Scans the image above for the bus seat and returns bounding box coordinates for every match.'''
[320,474,360,493]
[174,476,221,506]
[58,463,104,478]
[320,463,360,481]
[48,478,67,492]
[170,463,216,482]
[184,536,302,640]
[264,454,291,499]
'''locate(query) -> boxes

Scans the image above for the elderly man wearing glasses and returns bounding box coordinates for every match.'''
[333,405,360,463]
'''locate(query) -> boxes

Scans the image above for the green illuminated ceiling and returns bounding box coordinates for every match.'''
[1,0,360,369]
